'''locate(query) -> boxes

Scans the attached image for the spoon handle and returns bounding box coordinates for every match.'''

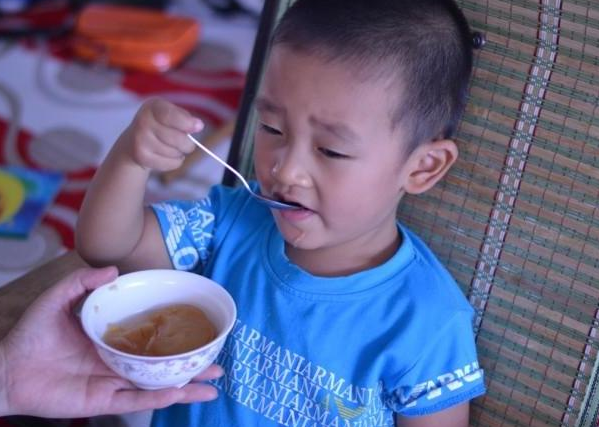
[187,133,300,211]
[187,133,252,192]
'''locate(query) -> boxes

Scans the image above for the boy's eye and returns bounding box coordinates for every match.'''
[318,147,349,159]
[259,123,282,135]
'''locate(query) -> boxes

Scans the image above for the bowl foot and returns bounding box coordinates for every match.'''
[133,380,191,390]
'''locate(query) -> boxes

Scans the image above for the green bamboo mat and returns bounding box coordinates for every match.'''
[229,0,599,425]
[397,1,599,425]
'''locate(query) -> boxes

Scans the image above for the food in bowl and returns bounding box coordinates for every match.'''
[103,303,217,356]
[80,269,236,390]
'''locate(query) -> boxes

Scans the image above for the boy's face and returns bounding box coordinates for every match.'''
[253,46,412,267]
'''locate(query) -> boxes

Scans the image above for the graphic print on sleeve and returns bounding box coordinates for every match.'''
[153,197,215,271]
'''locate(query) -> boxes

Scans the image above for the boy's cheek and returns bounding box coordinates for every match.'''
[253,146,275,181]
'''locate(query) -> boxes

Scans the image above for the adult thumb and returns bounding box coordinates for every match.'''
[45,266,119,309]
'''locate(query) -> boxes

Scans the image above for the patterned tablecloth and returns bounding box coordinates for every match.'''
[0,0,255,286]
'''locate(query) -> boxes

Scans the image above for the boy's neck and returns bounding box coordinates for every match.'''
[285,227,402,277]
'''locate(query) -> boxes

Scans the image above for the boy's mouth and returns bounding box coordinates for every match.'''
[273,192,309,211]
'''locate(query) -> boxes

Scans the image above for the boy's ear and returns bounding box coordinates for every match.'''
[401,139,458,195]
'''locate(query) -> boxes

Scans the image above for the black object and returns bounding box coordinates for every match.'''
[202,0,260,16]
[203,0,241,14]
[223,0,275,185]
[472,31,486,49]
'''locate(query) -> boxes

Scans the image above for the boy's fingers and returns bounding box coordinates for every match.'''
[141,153,185,173]
[151,99,204,133]
[153,125,197,155]
[147,136,187,160]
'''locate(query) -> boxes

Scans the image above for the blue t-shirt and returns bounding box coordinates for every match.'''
[150,184,485,426]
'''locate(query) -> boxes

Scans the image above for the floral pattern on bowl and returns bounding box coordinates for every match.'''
[96,338,225,389]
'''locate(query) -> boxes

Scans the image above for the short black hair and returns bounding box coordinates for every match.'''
[273,0,474,150]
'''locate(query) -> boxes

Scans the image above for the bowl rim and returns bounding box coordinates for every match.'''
[80,269,237,361]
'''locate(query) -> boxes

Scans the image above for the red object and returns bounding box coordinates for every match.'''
[0,0,74,37]
[73,4,199,73]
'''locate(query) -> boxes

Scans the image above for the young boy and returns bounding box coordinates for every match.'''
[76,0,486,425]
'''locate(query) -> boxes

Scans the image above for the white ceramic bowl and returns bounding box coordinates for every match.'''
[80,269,236,390]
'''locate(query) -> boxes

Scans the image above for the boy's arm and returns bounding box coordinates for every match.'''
[76,99,201,272]
[75,135,172,271]
[396,402,469,427]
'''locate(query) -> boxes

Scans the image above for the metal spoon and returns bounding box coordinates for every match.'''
[187,133,302,210]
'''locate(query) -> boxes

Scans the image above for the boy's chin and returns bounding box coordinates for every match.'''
[276,226,315,250]
[282,231,310,249]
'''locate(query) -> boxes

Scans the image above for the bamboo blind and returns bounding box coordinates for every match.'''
[398,1,599,425]
[229,1,599,425]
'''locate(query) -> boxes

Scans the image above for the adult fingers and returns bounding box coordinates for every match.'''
[175,383,221,404]
[107,384,218,414]
[79,266,119,291]
[35,266,119,313]
[190,364,225,382]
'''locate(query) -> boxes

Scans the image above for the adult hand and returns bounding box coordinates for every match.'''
[0,267,223,418]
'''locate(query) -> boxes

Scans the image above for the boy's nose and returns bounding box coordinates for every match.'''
[270,150,310,188]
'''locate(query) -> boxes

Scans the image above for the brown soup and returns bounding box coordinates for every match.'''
[103,304,216,356]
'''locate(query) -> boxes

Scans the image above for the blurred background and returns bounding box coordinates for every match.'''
[0,0,262,286]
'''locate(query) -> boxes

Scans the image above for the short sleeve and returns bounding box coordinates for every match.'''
[384,310,486,417]
[151,194,217,273]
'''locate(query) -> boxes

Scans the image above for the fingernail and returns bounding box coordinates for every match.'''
[193,119,205,133]
[207,387,219,400]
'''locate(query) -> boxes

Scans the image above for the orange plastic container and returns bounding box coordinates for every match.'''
[73,4,199,73]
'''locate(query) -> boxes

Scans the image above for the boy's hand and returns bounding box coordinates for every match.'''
[122,98,204,172]
[75,98,203,269]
